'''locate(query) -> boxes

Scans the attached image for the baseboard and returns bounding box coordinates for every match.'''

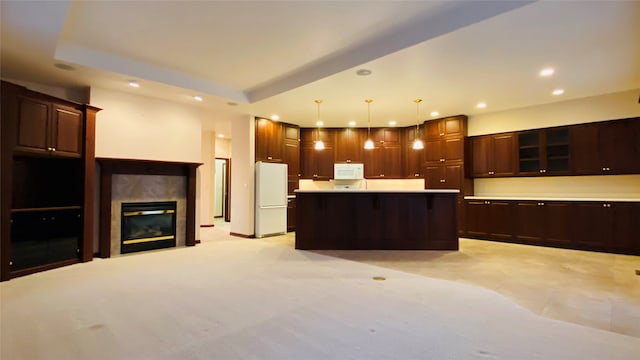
[200,224,215,228]
[230,232,255,238]
[195,239,201,244]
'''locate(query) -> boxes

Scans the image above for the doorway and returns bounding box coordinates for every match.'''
[214,158,231,222]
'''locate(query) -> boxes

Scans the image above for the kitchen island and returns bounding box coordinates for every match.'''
[295,189,459,250]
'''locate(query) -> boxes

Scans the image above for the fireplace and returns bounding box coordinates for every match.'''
[121,201,177,254]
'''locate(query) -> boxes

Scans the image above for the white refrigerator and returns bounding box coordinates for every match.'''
[255,161,288,237]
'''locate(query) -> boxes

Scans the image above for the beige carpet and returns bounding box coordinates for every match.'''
[1,234,639,359]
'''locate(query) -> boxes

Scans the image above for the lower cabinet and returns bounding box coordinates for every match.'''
[464,199,639,255]
[287,198,296,232]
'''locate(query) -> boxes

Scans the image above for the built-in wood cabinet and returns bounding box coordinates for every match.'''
[255,117,284,162]
[300,128,334,179]
[464,198,639,255]
[425,116,466,140]
[15,95,84,158]
[287,197,296,232]
[282,123,300,194]
[334,128,363,163]
[518,127,570,176]
[470,133,516,177]
[570,118,640,175]
[363,128,402,178]
[402,127,424,178]
[1,81,100,281]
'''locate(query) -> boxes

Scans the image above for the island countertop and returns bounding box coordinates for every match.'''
[295,189,460,194]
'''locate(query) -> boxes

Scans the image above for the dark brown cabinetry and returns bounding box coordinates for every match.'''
[334,128,363,163]
[287,197,296,232]
[464,198,639,255]
[15,95,84,158]
[255,117,283,162]
[363,128,402,178]
[518,127,570,175]
[1,81,100,281]
[300,128,334,179]
[425,116,466,140]
[423,115,469,197]
[571,118,640,175]
[402,127,424,178]
[514,201,571,245]
[282,123,300,194]
[470,133,516,177]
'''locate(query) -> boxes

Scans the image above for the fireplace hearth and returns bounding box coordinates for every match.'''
[121,201,177,254]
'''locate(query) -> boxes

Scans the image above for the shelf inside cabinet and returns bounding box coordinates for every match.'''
[11,206,82,213]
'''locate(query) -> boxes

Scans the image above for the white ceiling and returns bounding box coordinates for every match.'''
[2,1,639,138]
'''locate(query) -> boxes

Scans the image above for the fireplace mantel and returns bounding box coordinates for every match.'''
[97,158,201,258]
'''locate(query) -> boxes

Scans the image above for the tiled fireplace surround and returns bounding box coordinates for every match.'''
[97,158,200,258]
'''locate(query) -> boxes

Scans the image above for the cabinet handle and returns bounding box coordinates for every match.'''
[298,174,301,177]
[414,173,419,177]
[346,160,351,163]
[267,156,272,160]
[539,169,546,173]
[602,167,611,171]
[51,148,56,152]
[489,171,494,175]
[440,133,444,136]
[603,203,611,208]
[440,158,445,162]
[485,201,491,204]
[380,174,385,177]
[440,179,445,183]
[538,202,545,206]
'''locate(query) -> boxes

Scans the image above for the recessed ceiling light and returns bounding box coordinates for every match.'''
[356,69,372,76]
[552,89,565,95]
[539,67,555,77]
[54,63,75,71]
[129,81,140,88]
[194,95,203,102]
[217,134,225,138]
[348,121,356,127]
[476,102,487,109]
[388,120,397,126]
[430,111,439,117]
[271,114,280,121]
[316,121,324,127]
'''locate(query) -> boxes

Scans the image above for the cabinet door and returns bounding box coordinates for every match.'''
[570,202,610,250]
[335,128,362,163]
[488,201,514,240]
[424,139,443,163]
[544,128,569,174]
[255,118,282,162]
[443,163,463,189]
[544,202,571,244]
[471,136,491,177]
[424,165,445,189]
[404,127,424,178]
[15,96,50,155]
[444,137,464,162]
[465,201,490,237]
[514,201,545,242]
[363,147,383,178]
[382,145,402,178]
[425,116,466,140]
[570,123,600,174]
[518,130,541,175]
[601,120,638,174]
[492,133,516,176]
[51,104,83,157]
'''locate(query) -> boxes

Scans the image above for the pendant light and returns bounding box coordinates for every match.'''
[364,99,374,150]
[314,100,325,150]
[412,99,424,150]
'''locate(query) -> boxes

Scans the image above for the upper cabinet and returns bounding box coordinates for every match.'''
[402,127,424,178]
[282,123,300,194]
[425,115,466,140]
[300,128,334,180]
[518,127,570,176]
[571,118,640,175]
[470,133,516,177]
[363,128,402,178]
[255,117,283,162]
[15,95,84,158]
[334,128,363,163]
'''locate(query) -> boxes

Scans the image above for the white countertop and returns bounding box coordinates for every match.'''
[296,189,460,194]
[464,196,640,202]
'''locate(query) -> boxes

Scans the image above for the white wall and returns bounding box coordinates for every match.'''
[230,116,255,236]
[468,89,640,136]
[199,131,216,226]
[91,87,202,162]
[215,138,232,158]
[468,89,640,198]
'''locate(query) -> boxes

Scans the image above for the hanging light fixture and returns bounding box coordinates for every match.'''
[364,99,374,150]
[412,99,424,150]
[314,100,325,150]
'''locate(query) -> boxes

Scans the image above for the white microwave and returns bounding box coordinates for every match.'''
[334,163,364,180]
